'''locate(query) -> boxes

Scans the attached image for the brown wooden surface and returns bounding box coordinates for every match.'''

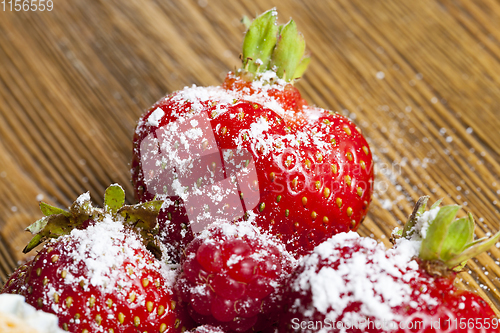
[1,0,500,316]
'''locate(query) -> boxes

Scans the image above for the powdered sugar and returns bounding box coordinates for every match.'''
[291,232,432,325]
[414,206,440,240]
[147,107,165,127]
[308,267,346,316]
[44,216,176,294]
[247,116,272,152]
[226,254,244,266]
[391,237,421,264]
[74,192,90,206]
[67,217,138,289]
[198,220,284,253]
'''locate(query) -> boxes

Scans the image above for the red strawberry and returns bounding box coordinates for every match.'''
[279,197,500,332]
[131,9,374,258]
[2,259,32,295]
[174,221,295,332]
[2,185,194,333]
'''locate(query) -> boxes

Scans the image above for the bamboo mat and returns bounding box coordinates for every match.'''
[1,0,500,316]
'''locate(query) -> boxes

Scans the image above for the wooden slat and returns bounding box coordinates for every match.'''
[0,234,17,284]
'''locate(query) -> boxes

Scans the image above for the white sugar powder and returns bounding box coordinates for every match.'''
[147,107,165,127]
[414,206,440,239]
[74,192,90,206]
[292,232,433,325]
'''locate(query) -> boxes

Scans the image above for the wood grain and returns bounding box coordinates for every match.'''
[1,0,500,315]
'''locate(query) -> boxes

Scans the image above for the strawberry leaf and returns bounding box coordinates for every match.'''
[241,15,252,30]
[240,9,310,82]
[403,197,500,272]
[23,214,73,253]
[440,216,474,262]
[26,216,50,235]
[242,9,278,74]
[23,184,165,259]
[293,55,310,80]
[23,234,44,254]
[119,200,163,229]
[104,184,126,215]
[270,20,306,81]
[420,205,460,261]
[446,231,500,268]
[430,198,443,210]
[70,192,93,216]
[39,202,71,218]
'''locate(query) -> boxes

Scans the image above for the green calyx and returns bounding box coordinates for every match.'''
[241,8,310,82]
[396,196,500,272]
[24,184,163,257]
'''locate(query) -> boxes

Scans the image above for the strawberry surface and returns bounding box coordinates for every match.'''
[131,10,374,259]
[132,73,373,258]
[2,218,193,333]
[2,185,195,333]
[174,221,295,332]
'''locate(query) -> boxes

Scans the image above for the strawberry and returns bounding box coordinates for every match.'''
[131,9,374,259]
[174,221,295,332]
[279,197,500,332]
[1,185,194,333]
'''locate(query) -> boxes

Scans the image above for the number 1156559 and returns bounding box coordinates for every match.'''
[2,0,53,11]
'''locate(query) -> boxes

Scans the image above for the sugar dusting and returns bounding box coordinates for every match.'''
[39,216,177,319]
[412,206,440,240]
[74,192,90,206]
[291,232,434,325]
[198,219,295,265]
[144,73,354,157]
[63,217,144,290]
[135,71,357,229]
[147,107,165,126]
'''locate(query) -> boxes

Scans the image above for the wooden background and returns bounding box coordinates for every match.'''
[1,0,500,316]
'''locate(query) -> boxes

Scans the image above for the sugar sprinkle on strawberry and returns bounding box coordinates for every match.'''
[291,232,424,322]
[44,217,175,293]
[2,185,194,333]
[280,198,500,332]
[131,9,374,258]
[175,220,296,332]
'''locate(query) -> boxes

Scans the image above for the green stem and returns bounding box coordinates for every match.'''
[400,197,500,271]
[241,9,310,82]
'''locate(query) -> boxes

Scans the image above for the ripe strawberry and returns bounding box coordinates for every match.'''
[1,185,194,333]
[131,9,374,258]
[279,197,500,332]
[174,221,295,332]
